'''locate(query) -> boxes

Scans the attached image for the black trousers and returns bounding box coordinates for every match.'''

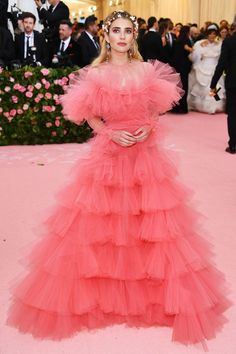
[225,88,236,148]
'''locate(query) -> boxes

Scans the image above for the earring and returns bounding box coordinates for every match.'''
[128,48,132,62]
[106,42,111,63]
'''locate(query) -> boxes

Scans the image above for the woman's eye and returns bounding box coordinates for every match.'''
[126,29,132,34]
[112,28,119,33]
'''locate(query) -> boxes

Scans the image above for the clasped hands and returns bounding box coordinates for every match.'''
[111,125,153,147]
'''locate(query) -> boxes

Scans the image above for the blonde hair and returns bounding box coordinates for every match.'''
[91,10,143,67]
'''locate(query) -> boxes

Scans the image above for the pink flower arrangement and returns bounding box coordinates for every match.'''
[41,68,50,76]
[24,71,33,78]
[25,91,33,98]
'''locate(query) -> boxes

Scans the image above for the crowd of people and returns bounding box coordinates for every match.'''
[0,0,236,118]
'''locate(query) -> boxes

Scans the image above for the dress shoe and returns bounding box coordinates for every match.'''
[225,146,236,154]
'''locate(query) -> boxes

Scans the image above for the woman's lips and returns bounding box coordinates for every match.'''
[117,43,127,46]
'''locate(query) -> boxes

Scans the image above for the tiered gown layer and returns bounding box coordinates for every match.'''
[6,60,233,352]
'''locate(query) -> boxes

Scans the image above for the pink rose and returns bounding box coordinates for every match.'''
[25,91,33,98]
[54,79,59,85]
[3,112,10,117]
[27,85,34,92]
[53,94,59,100]
[18,86,26,93]
[44,82,51,89]
[43,105,52,113]
[63,129,67,134]
[68,73,75,80]
[45,92,52,99]
[24,71,33,78]
[46,122,52,128]
[17,109,23,115]
[0,107,3,113]
[10,77,15,82]
[55,116,61,120]
[13,83,21,90]
[34,97,40,103]
[35,82,42,90]
[4,86,11,92]
[55,119,60,127]
[51,105,55,112]
[8,116,13,122]
[38,93,44,99]
[41,78,47,84]
[10,109,17,117]
[62,76,69,84]
[52,131,57,136]
[41,68,50,76]
[23,104,29,111]
[11,96,18,103]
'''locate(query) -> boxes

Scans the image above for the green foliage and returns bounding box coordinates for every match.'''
[0,66,92,145]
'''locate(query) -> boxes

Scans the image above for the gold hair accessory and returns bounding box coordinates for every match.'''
[102,10,139,38]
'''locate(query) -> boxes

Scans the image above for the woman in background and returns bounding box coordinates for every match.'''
[188,24,225,114]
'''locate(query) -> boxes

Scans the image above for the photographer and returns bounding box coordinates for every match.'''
[15,12,49,67]
[51,19,79,67]
[0,0,8,29]
[34,0,69,59]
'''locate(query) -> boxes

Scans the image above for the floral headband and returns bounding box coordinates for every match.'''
[102,10,139,37]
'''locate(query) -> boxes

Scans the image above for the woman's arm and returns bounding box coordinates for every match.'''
[87,117,137,147]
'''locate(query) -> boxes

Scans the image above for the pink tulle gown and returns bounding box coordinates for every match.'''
[6,59,233,351]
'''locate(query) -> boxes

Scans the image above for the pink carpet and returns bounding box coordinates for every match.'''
[0,112,235,354]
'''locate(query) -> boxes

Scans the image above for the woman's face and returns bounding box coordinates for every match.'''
[105,18,134,54]
[207,31,217,42]
[220,28,228,39]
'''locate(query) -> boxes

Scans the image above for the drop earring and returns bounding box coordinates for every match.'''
[106,42,111,63]
[128,48,132,62]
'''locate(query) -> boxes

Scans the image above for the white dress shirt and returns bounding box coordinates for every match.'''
[24,32,34,59]
[59,36,71,52]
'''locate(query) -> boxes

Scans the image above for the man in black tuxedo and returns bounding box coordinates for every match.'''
[52,19,79,67]
[35,0,69,59]
[15,12,49,67]
[210,22,236,154]
[0,26,15,68]
[140,16,166,62]
[77,15,100,67]
[0,0,8,29]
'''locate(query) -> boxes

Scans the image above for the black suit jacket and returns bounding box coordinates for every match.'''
[15,30,49,66]
[211,32,236,89]
[77,31,100,67]
[37,1,69,40]
[140,31,167,63]
[171,37,192,73]
[54,37,80,66]
[0,27,15,66]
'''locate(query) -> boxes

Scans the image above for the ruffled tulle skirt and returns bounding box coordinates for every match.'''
[5,126,233,352]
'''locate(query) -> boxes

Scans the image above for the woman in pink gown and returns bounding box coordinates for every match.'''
[6,10,233,352]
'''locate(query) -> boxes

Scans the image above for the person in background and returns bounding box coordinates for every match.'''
[141,16,166,62]
[34,0,69,60]
[71,22,85,42]
[0,26,15,68]
[76,15,100,68]
[52,19,80,67]
[219,25,230,40]
[189,25,201,44]
[219,19,229,28]
[137,17,147,54]
[210,21,236,153]
[171,25,193,113]
[173,22,183,37]
[15,12,49,67]
[188,24,225,114]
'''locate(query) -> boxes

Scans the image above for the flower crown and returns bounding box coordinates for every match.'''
[102,10,139,37]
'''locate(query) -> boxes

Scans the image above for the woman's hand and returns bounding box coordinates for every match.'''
[133,125,153,143]
[111,130,137,147]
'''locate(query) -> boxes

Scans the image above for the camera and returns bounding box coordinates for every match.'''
[7,3,23,29]
[23,46,42,67]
